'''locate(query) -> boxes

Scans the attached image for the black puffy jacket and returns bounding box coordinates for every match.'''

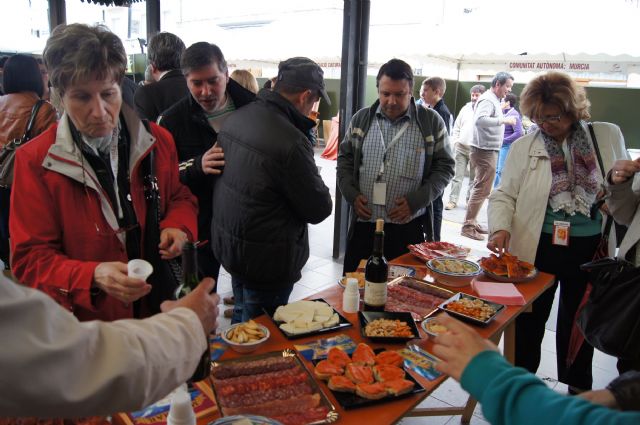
[211,89,332,288]
[158,79,255,244]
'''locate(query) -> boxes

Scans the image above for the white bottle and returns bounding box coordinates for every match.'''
[342,278,360,313]
[167,384,195,425]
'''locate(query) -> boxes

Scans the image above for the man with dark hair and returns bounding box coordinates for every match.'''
[211,57,332,323]
[159,42,255,284]
[0,55,10,95]
[134,32,188,121]
[461,71,516,240]
[338,58,454,273]
[446,84,486,210]
[419,76,453,241]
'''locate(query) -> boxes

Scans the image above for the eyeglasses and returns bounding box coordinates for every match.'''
[533,115,563,124]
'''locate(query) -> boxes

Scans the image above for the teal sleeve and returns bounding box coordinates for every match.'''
[460,351,640,425]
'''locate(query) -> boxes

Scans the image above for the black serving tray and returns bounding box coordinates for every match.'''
[437,293,505,326]
[269,298,352,340]
[358,311,421,343]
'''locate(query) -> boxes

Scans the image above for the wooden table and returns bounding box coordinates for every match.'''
[204,253,555,425]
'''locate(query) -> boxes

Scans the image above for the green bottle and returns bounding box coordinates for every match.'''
[176,241,211,382]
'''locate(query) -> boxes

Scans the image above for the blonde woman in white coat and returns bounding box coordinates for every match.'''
[487,72,629,393]
[605,158,640,372]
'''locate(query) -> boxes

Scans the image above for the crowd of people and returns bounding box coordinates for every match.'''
[0,22,638,424]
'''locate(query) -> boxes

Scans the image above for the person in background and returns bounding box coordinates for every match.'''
[0,54,57,269]
[10,24,197,321]
[142,64,154,86]
[159,42,255,286]
[0,56,8,95]
[487,71,629,393]
[134,32,188,122]
[431,314,640,424]
[34,57,51,101]
[494,92,523,187]
[445,84,485,210]
[605,157,640,373]
[230,69,259,94]
[1,274,220,417]
[461,71,516,241]
[337,59,454,274]
[419,76,453,241]
[211,57,332,323]
[263,76,277,90]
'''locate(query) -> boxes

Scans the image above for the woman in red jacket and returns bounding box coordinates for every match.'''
[9,24,198,322]
[0,54,57,269]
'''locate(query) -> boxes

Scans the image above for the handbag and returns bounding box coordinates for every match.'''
[141,124,183,314]
[577,257,640,358]
[0,99,45,188]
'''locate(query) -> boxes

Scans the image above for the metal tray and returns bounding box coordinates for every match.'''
[209,349,338,424]
[358,311,421,342]
[314,348,425,410]
[385,276,456,321]
[269,299,352,340]
[437,293,505,326]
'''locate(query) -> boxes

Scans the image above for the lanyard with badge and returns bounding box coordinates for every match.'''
[372,118,410,206]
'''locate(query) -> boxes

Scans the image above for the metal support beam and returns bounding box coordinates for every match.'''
[48,0,66,32]
[146,0,161,42]
[332,0,370,260]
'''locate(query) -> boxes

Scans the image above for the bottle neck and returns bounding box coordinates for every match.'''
[372,231,384,257]
[181,242,199,291]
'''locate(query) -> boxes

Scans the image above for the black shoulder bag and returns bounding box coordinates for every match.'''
[141,122,183,314]
[0,99,45,188]
[576,123,640,359]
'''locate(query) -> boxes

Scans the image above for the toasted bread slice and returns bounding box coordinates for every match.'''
[373,364,405,382]
[327,375,357,393]
[384,378,415,396]
[352,343,376,366]
[375,350,404,367]
[314,359,343,381]
[345,363,374,384]
[355,382,388,400]
[327,347,351,368]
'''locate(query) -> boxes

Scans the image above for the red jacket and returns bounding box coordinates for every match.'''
[9,106,198,321]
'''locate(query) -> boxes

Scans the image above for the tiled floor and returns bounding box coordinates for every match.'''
[214,148,620,424]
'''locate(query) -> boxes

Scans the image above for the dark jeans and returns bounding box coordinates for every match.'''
[515,232,600,390]
[424,196,443,242]
[342,217,424,275]
[231,275,293,324]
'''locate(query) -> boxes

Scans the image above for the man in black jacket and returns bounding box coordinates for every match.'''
[134,32,188,122]
[211,57,332,323]
[159,42,255,283]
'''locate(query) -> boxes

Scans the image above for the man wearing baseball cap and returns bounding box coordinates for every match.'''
[210,57,333,323]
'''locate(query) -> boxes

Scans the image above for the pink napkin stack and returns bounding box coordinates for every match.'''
[471,279,526,305]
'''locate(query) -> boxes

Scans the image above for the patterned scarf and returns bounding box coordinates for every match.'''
[542,123,602,217]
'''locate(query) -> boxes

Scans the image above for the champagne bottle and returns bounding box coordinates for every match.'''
[175,241,211,382]
[364,219,388,311]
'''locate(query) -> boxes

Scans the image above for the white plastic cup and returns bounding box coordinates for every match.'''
[167,384,195,425]
[343,278,360,313]
[127,259,153,281]
[345,278,359,294]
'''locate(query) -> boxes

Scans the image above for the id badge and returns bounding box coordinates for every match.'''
[372,182,387,205]
[552,220,570,246]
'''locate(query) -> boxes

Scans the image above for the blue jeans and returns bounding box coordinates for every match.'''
[494,145,511,188]
[231,276,293,323]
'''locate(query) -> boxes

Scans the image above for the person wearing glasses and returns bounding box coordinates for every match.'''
[9,24,198,322]
[486,71,629,394]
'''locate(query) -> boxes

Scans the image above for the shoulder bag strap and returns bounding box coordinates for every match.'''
[587,122,613,234]
[23,99,46,141]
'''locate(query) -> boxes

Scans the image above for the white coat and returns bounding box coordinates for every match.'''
[488,122,629,263]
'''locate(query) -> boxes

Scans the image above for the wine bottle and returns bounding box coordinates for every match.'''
[175,241,211,382]
[364,219,388,311]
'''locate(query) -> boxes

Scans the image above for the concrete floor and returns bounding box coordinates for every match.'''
[213,148,619,424]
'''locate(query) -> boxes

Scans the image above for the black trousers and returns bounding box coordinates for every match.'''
[424,196,443,242]
[199,245,221,290]
[515,232,600,390]
[342,218,424,275]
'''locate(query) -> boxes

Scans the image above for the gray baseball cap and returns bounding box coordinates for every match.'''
[276,57,330,105]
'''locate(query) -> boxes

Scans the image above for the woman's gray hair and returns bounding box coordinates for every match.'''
[43,23,127,95]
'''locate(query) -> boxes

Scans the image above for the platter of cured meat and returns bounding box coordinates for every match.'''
[313,344,425,410]
[407,241,471,262]
[210,350,338,425]
[385,276,455,321]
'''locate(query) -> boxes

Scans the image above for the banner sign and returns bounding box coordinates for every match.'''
[506,61,626,74]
